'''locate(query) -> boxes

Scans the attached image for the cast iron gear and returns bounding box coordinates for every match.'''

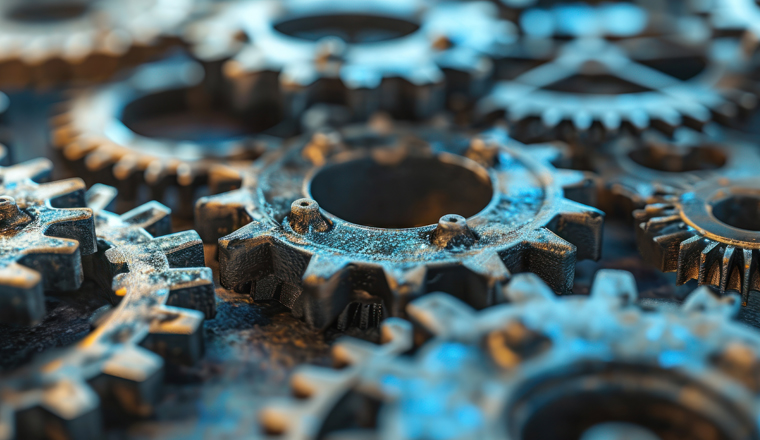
[50,57,284,216]
[636,176,760,306]
[259,269,760,440]
[596,127,760,217]
[194,0,516,120]
[0,184,214,440]
[0,0,193,88]
[0,159,96,327]
[198,123,603,330]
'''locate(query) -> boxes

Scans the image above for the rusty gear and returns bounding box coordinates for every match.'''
[50,57,284,216]
[196,0,515,120]
[635,176,760,306]
[197,123,603,330]
[260,270,760,440]
[0,184,214,440]
[0,0,193,88]
[0,159,96,327]
[596,127,760,217]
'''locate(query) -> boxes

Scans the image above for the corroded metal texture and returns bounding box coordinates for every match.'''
[0,0,193,88]
[0,184,214,440]
[259,269,759,439]
[189,0,516,120]
[0,159,96,326]
[197,123,603,330]
[636,176,760,306]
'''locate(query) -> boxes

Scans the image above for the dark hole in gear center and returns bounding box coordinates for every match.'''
[628,145,727,173]
[8,2,90,22]
[309,156,494,229]
[711,195,760,232]
[274,13,421,44]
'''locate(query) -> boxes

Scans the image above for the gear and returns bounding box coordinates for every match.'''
[198,123,603,330]
[50,57,284,217]
[0,0,193,88]
[191,0,515,120]
[596,127,760,217]
[635,176,760,305]
[0,184,214,440]
[478,34,756,138]
[259,269,760,440]
[0,159,96,326]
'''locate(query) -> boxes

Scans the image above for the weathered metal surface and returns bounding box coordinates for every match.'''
[260,270,760,439]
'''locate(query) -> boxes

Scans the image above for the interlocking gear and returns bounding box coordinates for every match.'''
[51,57,283,216]
[0,184,214,440]
[596,127,760,217]
[0,159,96,326]
[636,176,760,305]
[189,0,516,120]
[0,0,193,87]
[198,123,603,330]
[260,270,759,440]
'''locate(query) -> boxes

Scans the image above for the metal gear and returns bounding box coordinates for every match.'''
[0,184,214,440]
[0,0,193,88]
[198,123,603,330]
[193,0,515,120]
[0,159,96,327]
[636,176,760,306]
[259,269,760,440]
[596,127,760,217]
[50,57,284,217]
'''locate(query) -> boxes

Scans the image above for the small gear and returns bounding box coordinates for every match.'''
[0,184,214,440]
[51,57,284,216]
[636,176,760,305]
[596,127,760,217]
[198,123,603,330]
[478,34,756,138]
[191,0,515,120]
[260,270,760,440]
[0,159,96,326]
[0,0,193,88]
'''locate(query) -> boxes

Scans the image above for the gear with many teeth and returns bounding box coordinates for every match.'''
[191,0,515,120]
[596,127,760,218]
[0,159,96,326]
[0,184,214,440]
[50,57,284,217]
[197,123,603,330]
[636,176,760,305]
[259,269,760,440]
[0,0,193,88]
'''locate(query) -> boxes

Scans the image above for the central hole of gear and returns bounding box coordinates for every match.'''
[8,2,90,22]
[711,195,760,231]
[120,87,282,143]
[309,155,493,228]
[274,14,420,43]
[511,365,752,440]
[544,74,652,94]
[628,145,727,173]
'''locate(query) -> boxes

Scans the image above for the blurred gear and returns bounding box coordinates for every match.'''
[51,57,284,217]
[636,176,760,305]
[0,0,193,88]
[260,270,758,440]
[596,127,760,217]
[198,123,603,330]
[0,159,96,326]
[0,184,214,440]
[194,0,515,120]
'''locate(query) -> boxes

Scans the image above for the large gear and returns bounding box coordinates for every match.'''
[0,184,214,440]
[0,159,96,326]
[50,57,284,216]
[259,270,760,440]
[197,123,603,330]
[596,127,760,217]
[191,0,516,120]
[636,176,760,305]
[0,0,193,88]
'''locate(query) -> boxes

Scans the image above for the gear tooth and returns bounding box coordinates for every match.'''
[461,250,511,292]
[383,266,427,311]
[218,222,280,293]
[0,263,44,326]
[546,198,604,261]
[682,286,741,317]
[698,241,722,286]
[407,293,477,338]
[520,228,576,294]
[92,345,164,418]
[298,255,353,330]
[84,149,116,174]
[119,201,171,237]
[590,270,639,305]
[676,235,708,284]
[2,158,52,183]
[112,155,140,182]
[195,188,254,243]
[742,249,755,306]
[22,380,102,440]
[333,320,413,367]
[290,365,348,397]
[149,231,206,268]
[84,184,117,214]
[638,222,694,273]
[720,245,737,292]
[162,267,216,319]
[144,305,205,365]
[503,272,556,304]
